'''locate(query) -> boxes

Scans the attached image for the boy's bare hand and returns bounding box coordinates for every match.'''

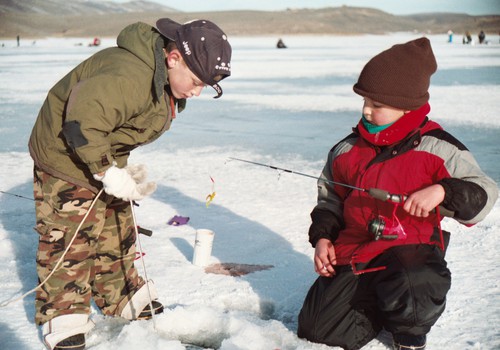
[314,238,337,277]
[403,184,445,217]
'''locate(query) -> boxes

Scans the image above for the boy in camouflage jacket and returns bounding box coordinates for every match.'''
[29,18,231,350]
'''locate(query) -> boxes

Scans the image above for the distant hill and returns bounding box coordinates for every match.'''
[0,0,179,15]
[0,0,499,39]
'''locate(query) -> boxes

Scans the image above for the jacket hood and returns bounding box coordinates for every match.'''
[118,21,173,104]
[117,22,161,69]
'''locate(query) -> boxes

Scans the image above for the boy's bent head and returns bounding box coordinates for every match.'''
[353,37,437,110]
[156,18,232,98]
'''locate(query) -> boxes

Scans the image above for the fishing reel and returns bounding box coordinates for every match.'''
[368,215,407,241]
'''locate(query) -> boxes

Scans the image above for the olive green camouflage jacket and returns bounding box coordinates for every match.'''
[29,22,185,191]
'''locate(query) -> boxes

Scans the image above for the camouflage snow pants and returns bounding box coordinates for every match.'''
[33,167,144,325]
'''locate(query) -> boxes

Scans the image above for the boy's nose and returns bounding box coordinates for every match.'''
[363,106,371,117]
[192,85,203,97]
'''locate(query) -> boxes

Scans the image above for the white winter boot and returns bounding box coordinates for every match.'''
[42,314,94,350]
[120,280,163,320]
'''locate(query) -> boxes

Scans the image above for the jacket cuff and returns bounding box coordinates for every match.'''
[87,153,114,175]
[308,207,341,247]
[438,177,488,221]
[438,178,454,208]
[309,232,338,248]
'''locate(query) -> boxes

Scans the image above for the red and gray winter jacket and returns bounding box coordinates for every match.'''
[308,103,498,271]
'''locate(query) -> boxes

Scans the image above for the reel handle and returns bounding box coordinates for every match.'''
[367,188,454,218]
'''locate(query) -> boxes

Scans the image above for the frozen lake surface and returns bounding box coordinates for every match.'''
[0,33,499,349]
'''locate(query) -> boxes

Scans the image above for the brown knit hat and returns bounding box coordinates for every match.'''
[353,37,437,110]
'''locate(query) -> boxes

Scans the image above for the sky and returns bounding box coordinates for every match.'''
[109,0,500,15]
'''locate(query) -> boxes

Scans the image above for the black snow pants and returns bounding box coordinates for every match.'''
[297,244,451,350]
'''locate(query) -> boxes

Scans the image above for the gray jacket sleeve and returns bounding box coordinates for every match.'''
[421,131,498,225]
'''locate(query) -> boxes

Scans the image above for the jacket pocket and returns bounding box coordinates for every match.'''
[35,220,69,243]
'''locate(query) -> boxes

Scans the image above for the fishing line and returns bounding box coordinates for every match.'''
[0,189,104,308]
[130,199,157,329]
[205,176,216,207]
[1,188,159,329]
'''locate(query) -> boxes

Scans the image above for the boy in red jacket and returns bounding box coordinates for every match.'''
[297,37,498,350]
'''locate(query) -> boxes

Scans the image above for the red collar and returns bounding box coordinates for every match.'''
[169,95,176,119]
[357,103,430,146]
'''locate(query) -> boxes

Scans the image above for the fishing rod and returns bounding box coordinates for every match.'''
[229,157,453,252]
[0,190,34,201]
[228,157,402,203]
[229,157,364,191]
[228,157,454,218]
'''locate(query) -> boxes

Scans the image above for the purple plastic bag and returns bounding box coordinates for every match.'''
[168,215,190,226]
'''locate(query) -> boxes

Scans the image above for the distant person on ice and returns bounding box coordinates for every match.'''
[276,38,287,48]
[463,30,473,44]
[89,37,101,46]
[297,37,498,350]
[29,18,231,350]
[478,30,486,44]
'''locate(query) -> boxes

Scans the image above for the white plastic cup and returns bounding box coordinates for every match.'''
[192,229,215,267]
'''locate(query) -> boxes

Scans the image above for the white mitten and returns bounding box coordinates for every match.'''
[94,165,156,201]
[125,164,148,183]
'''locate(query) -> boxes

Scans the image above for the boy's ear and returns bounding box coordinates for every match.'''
[166,49,182,68]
